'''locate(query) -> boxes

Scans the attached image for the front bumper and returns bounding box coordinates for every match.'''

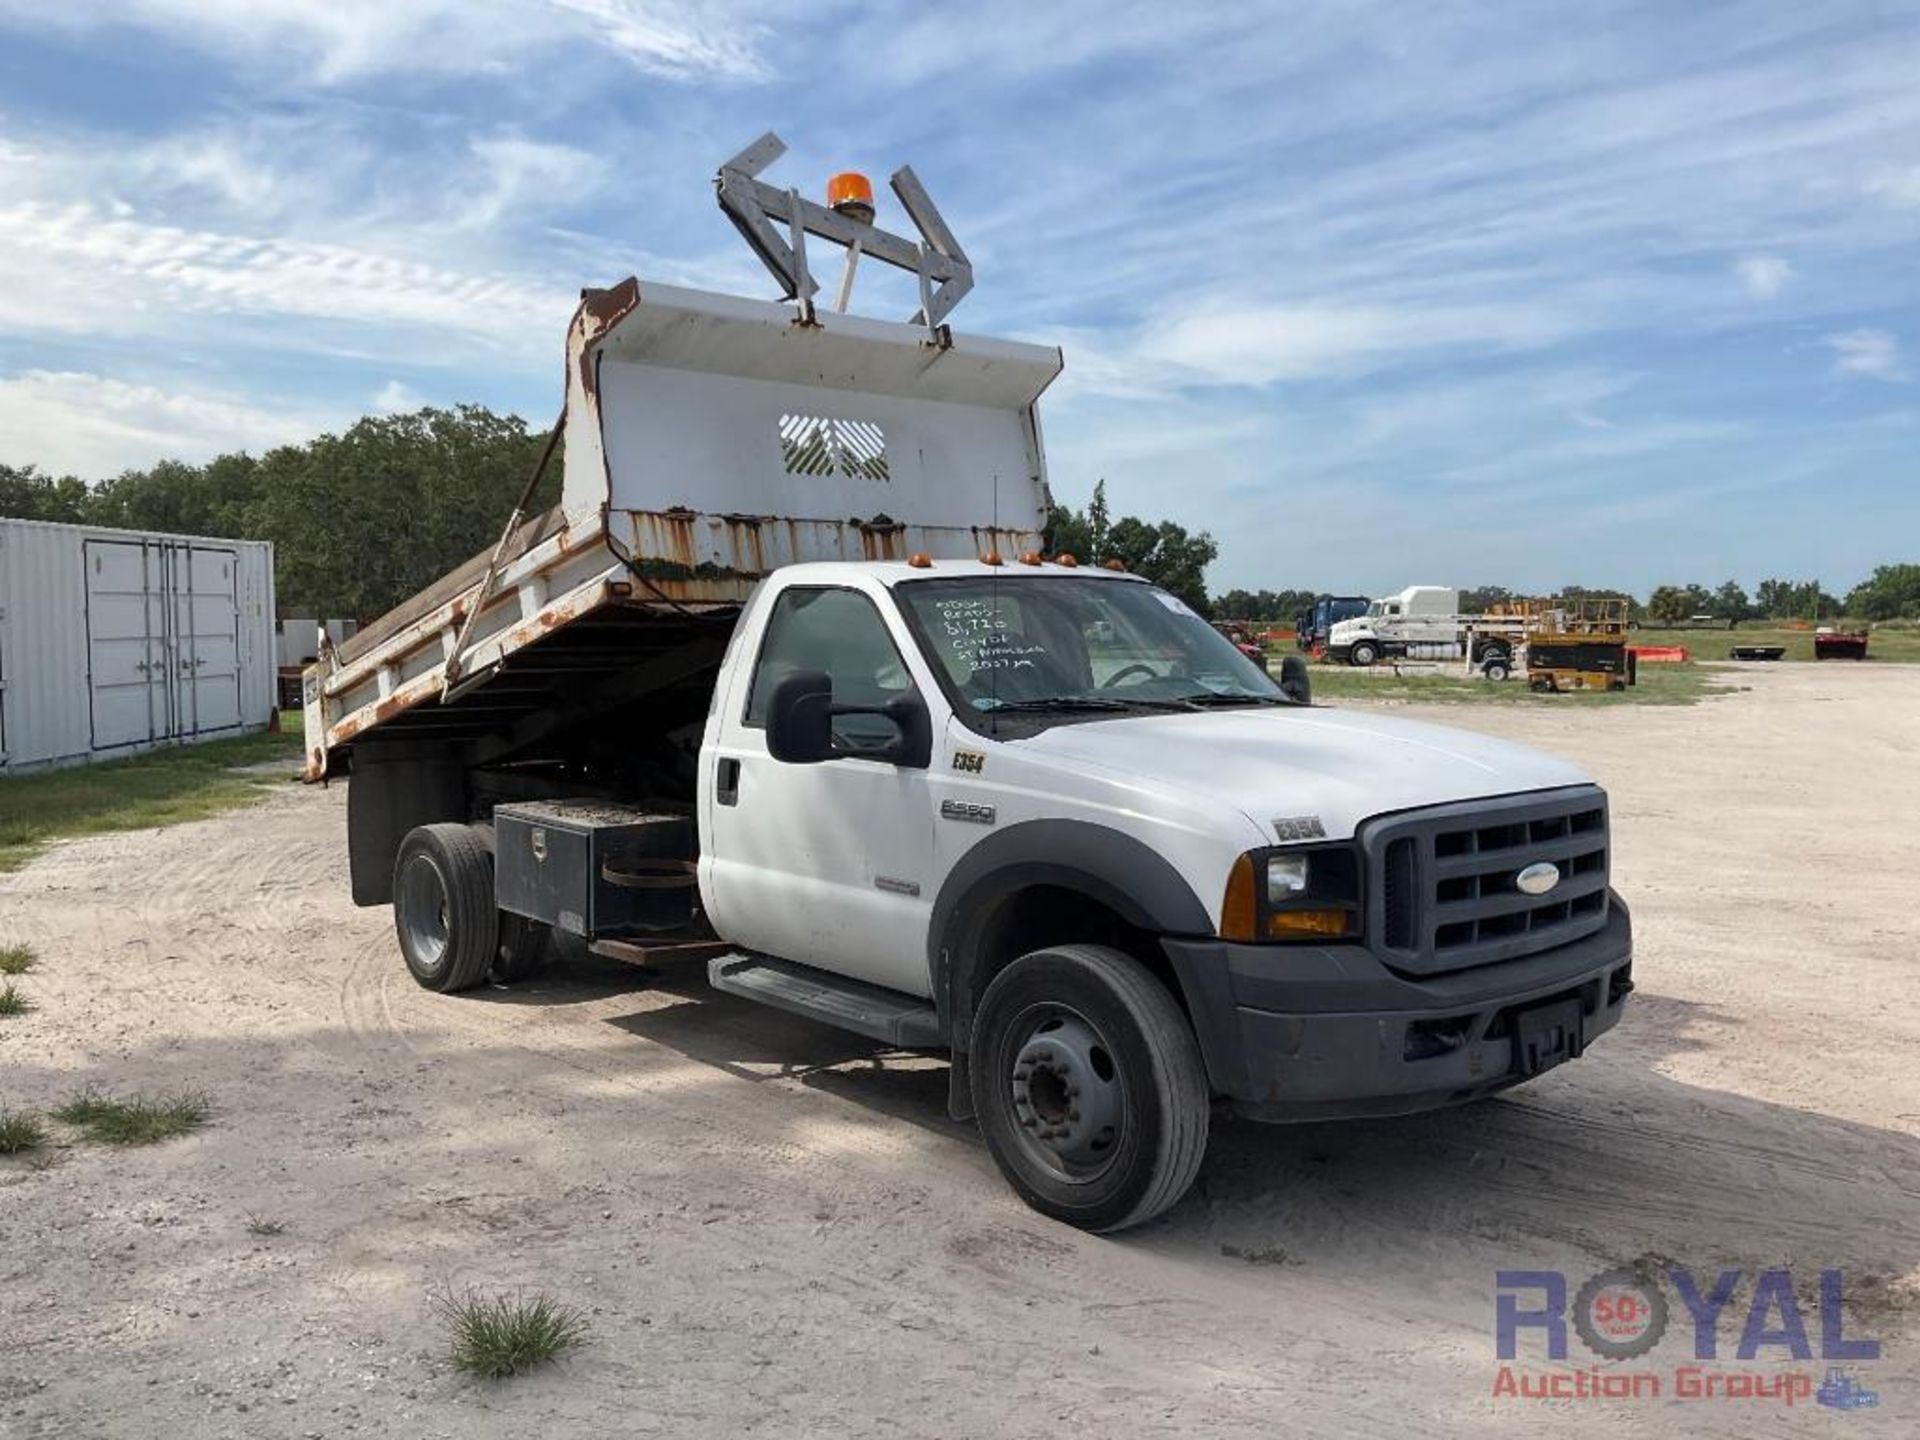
[1161,901,1633,1120]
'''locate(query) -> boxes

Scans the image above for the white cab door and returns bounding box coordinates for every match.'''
[702,584,936,995]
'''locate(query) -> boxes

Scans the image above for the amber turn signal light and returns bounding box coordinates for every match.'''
[1220,854,1259,941]
[1267,908,1355,940]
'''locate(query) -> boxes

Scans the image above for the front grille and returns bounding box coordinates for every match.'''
[1364,788,1609,975]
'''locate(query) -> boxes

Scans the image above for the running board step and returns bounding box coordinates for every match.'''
[707,953,942,1048]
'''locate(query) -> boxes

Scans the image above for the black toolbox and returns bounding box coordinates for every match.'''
[493,800,695,938]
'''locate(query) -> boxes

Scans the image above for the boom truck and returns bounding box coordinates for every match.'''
[304,135,1634,1232]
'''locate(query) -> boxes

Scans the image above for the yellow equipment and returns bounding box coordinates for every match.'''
[1523,598,1635,693]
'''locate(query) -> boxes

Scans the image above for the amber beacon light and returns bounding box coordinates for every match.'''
[827,172,876,223]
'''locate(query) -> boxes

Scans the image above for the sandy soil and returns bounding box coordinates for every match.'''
[2,663,1916,1437]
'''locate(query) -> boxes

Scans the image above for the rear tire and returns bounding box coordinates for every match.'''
[392,823,497,993]
[492,913,548,984]
[970,944,1209,1232]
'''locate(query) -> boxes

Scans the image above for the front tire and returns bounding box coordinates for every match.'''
[393,823,497,993]
[1349,641,1380,667]
[970,945,1209,1232]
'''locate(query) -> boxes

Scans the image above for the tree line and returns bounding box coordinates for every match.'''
[1,407,556,619]
[6,425,1916,625]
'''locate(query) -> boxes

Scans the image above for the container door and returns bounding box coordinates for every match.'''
[170,544,242,736]
[84,539,173,750]
[0,596,8,768]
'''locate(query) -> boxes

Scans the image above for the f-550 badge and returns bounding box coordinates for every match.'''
[952,750,986,774]
[940,799,997,825]
[1272,815,1327,842]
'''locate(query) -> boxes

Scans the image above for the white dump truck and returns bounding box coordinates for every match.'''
[304,136,1632,1231]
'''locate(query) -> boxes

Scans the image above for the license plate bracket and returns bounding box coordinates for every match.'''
[1513,996,1585,1078]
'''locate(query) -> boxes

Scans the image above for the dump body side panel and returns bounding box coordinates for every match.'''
[303,279,1062,781]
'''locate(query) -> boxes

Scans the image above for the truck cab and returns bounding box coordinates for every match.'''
[1327,585,1464,666]
[304,135,1632,1231]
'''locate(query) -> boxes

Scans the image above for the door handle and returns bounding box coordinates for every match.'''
[716,757,741,806]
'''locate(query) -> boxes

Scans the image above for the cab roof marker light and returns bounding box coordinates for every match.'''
[1018,551,1044,566]
[1054,553,1079,567]
[981,550,1004,566]
[907,552,934,568]
[1103,558,1127,572]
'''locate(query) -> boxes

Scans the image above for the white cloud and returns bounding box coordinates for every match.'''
[1058,300,1572,399]
[0,0,769,84]
[548,0,767,80]
[0,371,337,477]
[1735,254,1792,300]
[1863,165,1920,208]
[462,134,608,231]
[1823,329,1907,383]
[372,380,426,413]
[0,200,577,359]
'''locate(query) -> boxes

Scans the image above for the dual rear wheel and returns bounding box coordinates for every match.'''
[392,823,547,992]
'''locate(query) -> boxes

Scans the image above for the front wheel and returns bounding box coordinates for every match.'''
[970,945,1209,1232]
[1348,641,1380,667]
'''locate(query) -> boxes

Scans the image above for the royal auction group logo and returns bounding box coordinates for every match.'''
[1494,1266,1881,1410]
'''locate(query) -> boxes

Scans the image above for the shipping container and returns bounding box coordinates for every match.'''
[0,518,276,774]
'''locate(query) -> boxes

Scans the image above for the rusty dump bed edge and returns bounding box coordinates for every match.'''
[334,505,570,669]
[299,503,751,781]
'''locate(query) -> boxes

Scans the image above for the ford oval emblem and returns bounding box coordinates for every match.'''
[1516,861,1561,896]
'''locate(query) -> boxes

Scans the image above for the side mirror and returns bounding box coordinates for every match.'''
[767,669,835,763]
[1279,654,1312,705]
[766,669,934,769]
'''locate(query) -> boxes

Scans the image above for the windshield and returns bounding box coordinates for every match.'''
[894,575,1290,719]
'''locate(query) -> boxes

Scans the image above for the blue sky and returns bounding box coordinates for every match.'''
[1,1,1915,596]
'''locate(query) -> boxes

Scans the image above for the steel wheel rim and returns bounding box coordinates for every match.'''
[1006,1002,1127,1184]
[398,854,451,969]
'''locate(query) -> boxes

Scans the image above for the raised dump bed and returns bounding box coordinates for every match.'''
[302,279,1062,782]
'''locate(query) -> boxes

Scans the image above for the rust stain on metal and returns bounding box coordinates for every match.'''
[857,516,905,561]
[719,513,768,573]
[570,277,642,403]
[630,509,701,572]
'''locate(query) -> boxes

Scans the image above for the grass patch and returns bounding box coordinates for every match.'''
[53,1087,212,1145]
[0,1109,47,1154]
[436,1288,591,1379]
[1631,623,1920,664]
[1306,659,1724,708]
[0,944,35,975]
[244,1214,287,1237]
[0,723,301,873]
[0,982,31,1016]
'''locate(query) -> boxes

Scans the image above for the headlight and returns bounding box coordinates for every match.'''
[1266,853,1311,903]
[1222,844,1362,943]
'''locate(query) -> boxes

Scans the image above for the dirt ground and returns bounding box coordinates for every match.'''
[3,663,1916,1437]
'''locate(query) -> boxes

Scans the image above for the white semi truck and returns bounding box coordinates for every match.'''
[1327,585,1459,665]
[304,136,1632,1231]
